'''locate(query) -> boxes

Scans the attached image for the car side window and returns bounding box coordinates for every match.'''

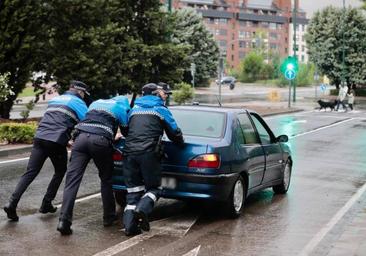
[250,114,272,144]
[237,113,260,144]
[234,120,245,144]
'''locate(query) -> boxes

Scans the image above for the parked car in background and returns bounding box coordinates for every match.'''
[215,76,236,90]
[112,106,292,217]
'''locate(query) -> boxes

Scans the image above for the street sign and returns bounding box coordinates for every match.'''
[190,63,196,77]
[285,69,296,80]
[320,84,327,92]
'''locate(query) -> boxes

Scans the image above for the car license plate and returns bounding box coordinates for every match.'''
[161,177,176,189]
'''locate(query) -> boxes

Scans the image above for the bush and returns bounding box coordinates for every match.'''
[172,82,194,105]
[330,88,366,97]
[0,122,37,144]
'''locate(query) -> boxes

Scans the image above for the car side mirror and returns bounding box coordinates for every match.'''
[276,135,288,143]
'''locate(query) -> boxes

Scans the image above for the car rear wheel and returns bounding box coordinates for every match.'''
[224,176,246,218]
[273,160,292,194]
[114,190,127,208]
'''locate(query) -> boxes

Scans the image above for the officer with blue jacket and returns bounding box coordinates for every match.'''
[122,83,184,236]
[57,96,130,235]
[3,81,89,221]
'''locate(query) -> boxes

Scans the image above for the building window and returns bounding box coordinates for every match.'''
[239,31,245,39]
[269,23,277,30]
[208,18,215,24]
[262,22,269,28]
[219,18,228,24]
[219,29,227,36]
[270,43,278,49]
[231,55,234,61]
[219,40,227,48]
[301,55,305,62]
[239,52,246,59]
[232,44,234,50]
[302,45,305,52]
[239,41,246,48]
[269,32,278,40]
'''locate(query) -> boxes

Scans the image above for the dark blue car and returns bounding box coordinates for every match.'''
[112,106,292,217]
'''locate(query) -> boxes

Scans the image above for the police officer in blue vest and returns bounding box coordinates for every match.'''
[57,96,130,235]
[122,83,184,236]
[3,81,89,221]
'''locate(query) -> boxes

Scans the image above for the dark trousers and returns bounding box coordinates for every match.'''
[123,151,161,231]
[336,100,347,111]
[349,103,353,110]
[59,133,115,223]
[10,138,67,206]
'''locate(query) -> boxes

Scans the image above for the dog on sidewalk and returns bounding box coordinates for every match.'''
[317,99,337,111]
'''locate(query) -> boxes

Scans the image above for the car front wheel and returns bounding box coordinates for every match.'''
[224,176,246,218]
[273,160,292,194]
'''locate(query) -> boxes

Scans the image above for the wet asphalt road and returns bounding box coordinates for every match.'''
[1,110,366,256]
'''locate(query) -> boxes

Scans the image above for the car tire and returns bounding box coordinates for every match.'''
[273,160,292,194]
[114,190,127,208]
[224,176,246,218]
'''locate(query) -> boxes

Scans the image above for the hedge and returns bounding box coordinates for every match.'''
[0,122,37,144]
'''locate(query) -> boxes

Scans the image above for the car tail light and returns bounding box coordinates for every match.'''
[188,154,220,169]
[113,151,123,161]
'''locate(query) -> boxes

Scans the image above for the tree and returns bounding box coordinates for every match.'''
[172,82,194,104]
[44,0,189,98]
[171,8,220,87]
[306,6,366,88]
[0,0,48,118]
[0,73,14,102]
[239,51,264,82]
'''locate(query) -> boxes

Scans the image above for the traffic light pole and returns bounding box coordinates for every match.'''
[288,80,292,108]
[292,0,297,103]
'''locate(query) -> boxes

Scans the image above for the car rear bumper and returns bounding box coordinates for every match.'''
[112,166,239,202]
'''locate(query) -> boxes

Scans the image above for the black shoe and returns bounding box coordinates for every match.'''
[103,215,118,227]
[3,203,19,222]
[39,200,57,214]
[134,210,150,231]
[57,220,72,235]
[124,228,142,236]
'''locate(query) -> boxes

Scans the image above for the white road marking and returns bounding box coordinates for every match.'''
[298,181,366,256]
[289,118,355,139]
[182,245,201,256]
[93,214,198,256]
[54,193,101,208]
[0,150,71,165]
[0,157,30,165]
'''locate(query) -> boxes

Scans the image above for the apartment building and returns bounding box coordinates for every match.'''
[173,0,309,68]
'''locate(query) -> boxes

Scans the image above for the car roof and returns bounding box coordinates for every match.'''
[169,105,255,114]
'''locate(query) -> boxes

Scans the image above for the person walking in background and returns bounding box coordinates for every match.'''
[336,85,348,112]
[57,96,130,235]
[347,89,355,111]
[3,81,89,221]
[122,83,184,236]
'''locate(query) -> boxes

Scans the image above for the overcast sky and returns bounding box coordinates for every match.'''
[299,0,363,17]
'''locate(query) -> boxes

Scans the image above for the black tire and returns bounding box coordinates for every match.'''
[114,190,127,208]
[224,176,246,218]
[273,160,292,194]
[229,83,235,90]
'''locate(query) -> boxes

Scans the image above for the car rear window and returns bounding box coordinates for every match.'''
[170,109,226,138]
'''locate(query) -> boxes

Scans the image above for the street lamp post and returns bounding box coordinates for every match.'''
[292,0,297,103]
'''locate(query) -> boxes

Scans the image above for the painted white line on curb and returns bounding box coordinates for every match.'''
[182,245,201,256]
[290,118,355,139]
[93,214,198,256]
[298,182,366,256]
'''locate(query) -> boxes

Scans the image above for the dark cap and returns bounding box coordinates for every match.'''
[142,83,158,96]
[70,80,90,95]
[157,82,172,95]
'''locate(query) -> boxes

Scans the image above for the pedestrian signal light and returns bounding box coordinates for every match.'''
[281,56,299,80]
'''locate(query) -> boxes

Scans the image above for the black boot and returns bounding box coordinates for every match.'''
[3,202,19,222]
[39,199,57,214]
[57,219,72,235]
[134,210,150,232]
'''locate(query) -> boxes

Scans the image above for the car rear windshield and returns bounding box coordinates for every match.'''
[170,109,226,138]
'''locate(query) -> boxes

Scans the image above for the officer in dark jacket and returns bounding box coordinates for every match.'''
[57,96,130,235]
[122,83,184,236]
[3,81,89,221]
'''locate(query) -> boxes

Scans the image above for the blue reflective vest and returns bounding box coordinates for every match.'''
[35,91,88,146]
[76,96,130,140]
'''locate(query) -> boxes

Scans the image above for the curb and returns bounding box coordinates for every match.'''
[0,145,33,157]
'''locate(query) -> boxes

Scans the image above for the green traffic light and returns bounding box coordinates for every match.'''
[286,63,295,71]
[280,56,299,74]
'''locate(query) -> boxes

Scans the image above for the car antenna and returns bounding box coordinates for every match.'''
[215,95,222,107]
